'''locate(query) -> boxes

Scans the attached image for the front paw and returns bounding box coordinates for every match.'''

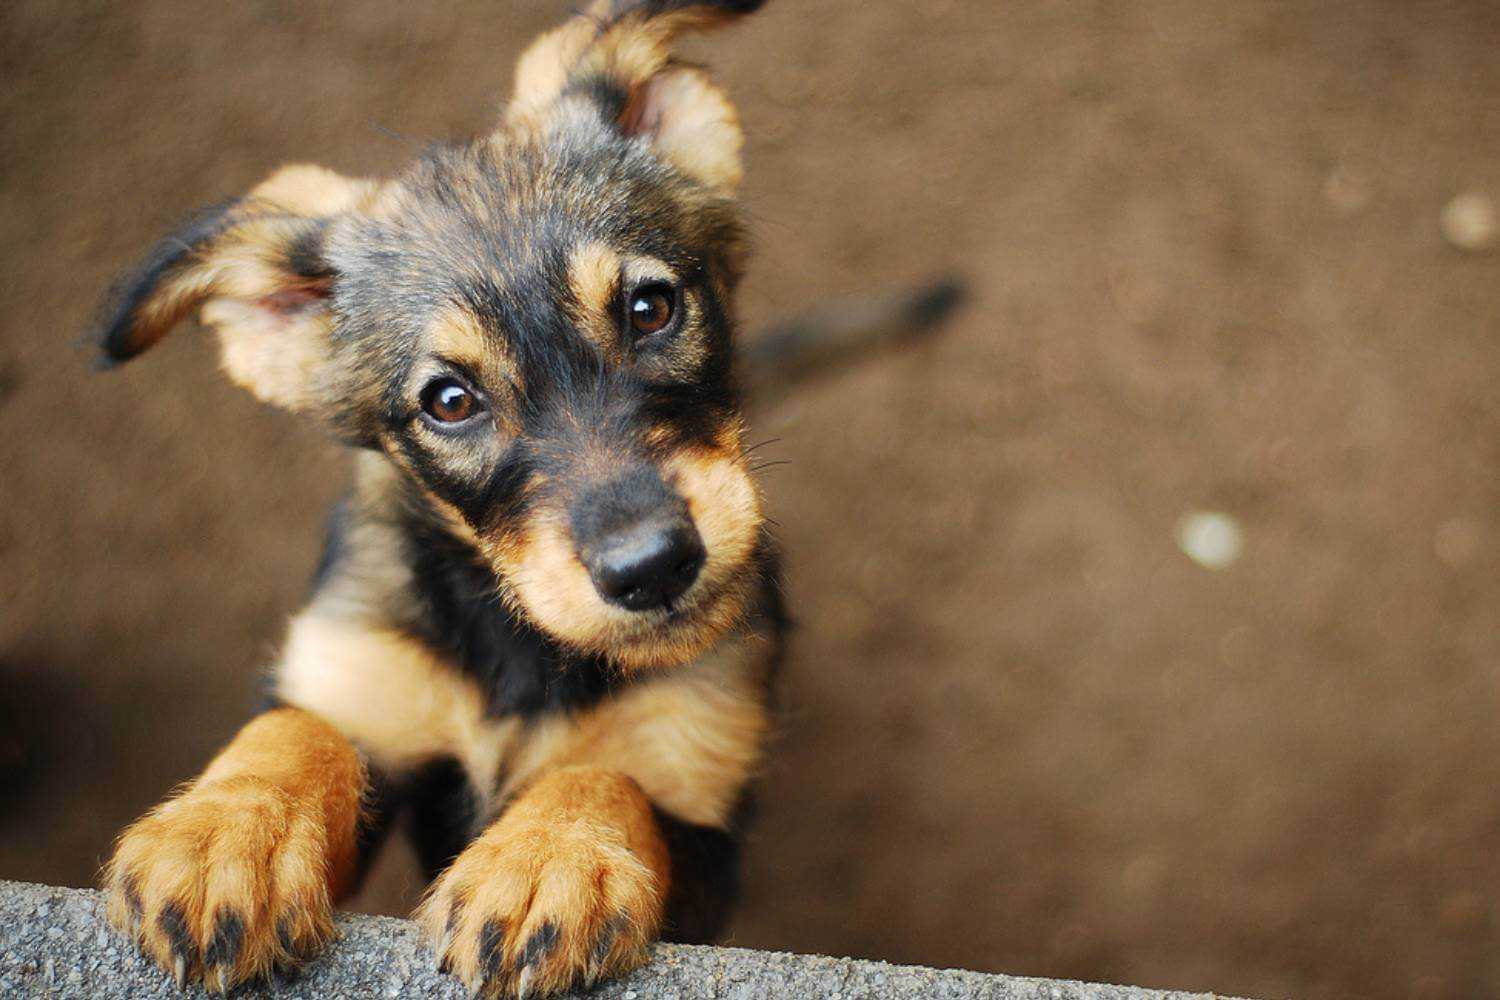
[102,776,338,992]
[418,775,666,998]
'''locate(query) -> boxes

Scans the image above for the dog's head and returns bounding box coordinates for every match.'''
[91,0,770,671]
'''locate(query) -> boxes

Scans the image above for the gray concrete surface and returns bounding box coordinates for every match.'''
[0,881,1250,999]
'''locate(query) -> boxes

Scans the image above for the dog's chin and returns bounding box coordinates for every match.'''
[510,567,754,673]
[608,580,756,671]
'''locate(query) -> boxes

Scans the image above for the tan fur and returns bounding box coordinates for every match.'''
[476,416,759,673]
[505,632,773,827]
[282,603,770,830]
[100,6,775,996]
[122,179,375,407]
[620,254,674,288]
[321,452,467,610]
[206,295,331,411]
[277,614,519,800]
[118,232,268,357]
[121,165,370,360]
[665,435,762,592]
[428,306,518,384]
[628,67,745,192]
[505,2,748,193]
[499,472,757,673]
[418,766,668,997]
[249,163,375,216]
[508,15,601,131]
[101,709,365,992]
[566,240,624,354]
[500,512,624,653]
[505,2,681,128]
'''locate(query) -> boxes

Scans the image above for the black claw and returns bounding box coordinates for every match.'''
[589,914,624,968]
[277,913,315,963]
[272,964,305,988]
[122,875,144,918]
[478,917,508,979]
[204,909,246,969]
[516,922,559,973]
[158,902,199,967]
[444,900,466,940]
[276,916,297,955]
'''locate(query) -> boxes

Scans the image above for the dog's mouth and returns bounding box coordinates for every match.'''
[496,464,763,670]
[610,573,748,660]
[498,537,757,671]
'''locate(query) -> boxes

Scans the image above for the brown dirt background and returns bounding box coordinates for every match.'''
[3,2,1499,998]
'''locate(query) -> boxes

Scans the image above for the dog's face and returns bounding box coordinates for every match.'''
[91,0,769,670]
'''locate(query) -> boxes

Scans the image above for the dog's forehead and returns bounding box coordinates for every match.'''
[335,136,692,307]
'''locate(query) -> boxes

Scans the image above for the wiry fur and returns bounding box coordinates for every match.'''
[90,2,960,996]
[94,4,787,997]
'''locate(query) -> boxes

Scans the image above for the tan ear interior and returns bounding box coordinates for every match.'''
[625,66,745,193]
[504,1,749,193]
[191,164,376,412]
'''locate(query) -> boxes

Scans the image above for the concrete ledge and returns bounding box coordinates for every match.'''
[0,880,1246,999]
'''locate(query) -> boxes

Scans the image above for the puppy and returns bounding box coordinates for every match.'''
[90,1,966,993]
[95,2,783,996]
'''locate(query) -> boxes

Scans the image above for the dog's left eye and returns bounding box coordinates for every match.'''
[420,377,482,425]
[627,283,676,339]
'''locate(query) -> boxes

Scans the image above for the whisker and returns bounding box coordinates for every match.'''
[745,437,783,457]
[368,121,419,150]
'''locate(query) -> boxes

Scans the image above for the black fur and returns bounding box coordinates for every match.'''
[285,224,335,282]
[653,802,746,943]
[308,497,351,595]
[404,757,485,883]
[400,502,623,719]
[613,0,768,17]
[92,0,797,973]
[91,199,239,366]
[352,762,403,887]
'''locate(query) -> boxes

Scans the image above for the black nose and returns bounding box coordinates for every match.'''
[585,518,706,612]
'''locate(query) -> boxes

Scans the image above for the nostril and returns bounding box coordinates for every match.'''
[586,518,705,612]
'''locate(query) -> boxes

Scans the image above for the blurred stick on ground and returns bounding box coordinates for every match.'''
[740,278,966,401]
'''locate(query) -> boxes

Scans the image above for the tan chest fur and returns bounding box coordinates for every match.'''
[275,612,772,828]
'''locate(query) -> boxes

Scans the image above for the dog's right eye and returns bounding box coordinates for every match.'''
[419,377,483,425]
[626,282,678,340]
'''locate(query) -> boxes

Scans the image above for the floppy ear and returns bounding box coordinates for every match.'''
[506,0,765,193]
[91,164,372,413]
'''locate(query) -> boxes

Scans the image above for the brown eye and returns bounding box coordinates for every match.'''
[627,283,676,338]
[420,377,481,425]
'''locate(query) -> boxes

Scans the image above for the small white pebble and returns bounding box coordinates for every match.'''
[1440,191,1496,252]
[1175,511,1243,571]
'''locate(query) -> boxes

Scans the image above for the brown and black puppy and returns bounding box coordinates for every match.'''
[89,1,964,994]
[93,2,783,996]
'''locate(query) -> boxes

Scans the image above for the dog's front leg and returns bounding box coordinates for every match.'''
[101,707,366,991]
[418,765,669,998]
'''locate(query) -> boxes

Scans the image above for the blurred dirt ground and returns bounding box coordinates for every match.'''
[2,3,1499,999]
